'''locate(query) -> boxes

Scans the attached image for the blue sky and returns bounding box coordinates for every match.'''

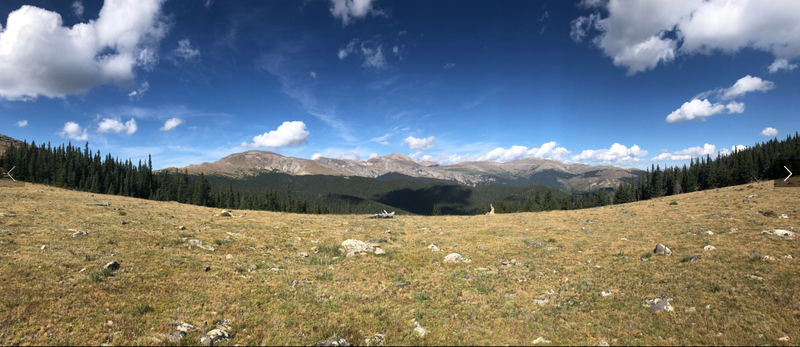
[1,0,799,169]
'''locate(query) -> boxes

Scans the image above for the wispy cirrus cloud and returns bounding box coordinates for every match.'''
[463,87,502,109]
[257,52,355,142]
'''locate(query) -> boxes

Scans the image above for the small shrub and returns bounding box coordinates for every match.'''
[547,238,557,243]
[709,283,722,293]
[413,292,430,302]
[669,201,678,206]
[90,268,114,282]
[117,211,127,216]
[681,255,698,263]
[135,304,154,315]
[641,252,653,260]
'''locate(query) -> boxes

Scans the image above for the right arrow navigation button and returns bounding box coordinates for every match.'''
[786,166,793,182]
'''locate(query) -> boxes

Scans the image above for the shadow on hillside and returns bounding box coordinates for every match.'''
[376,185,474,215]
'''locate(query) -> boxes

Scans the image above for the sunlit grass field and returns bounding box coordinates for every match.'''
[1,181,798,345]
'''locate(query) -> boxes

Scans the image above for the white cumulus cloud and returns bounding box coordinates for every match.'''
[760,127,778,137]
[127,81,149,100]
[72,1,84,18]
[572,0,800,75]
[665,99,744,123]
[571,143,647,166]
[244,121,310,148]
[477,141,572,162]
[768,58,798,73]
[0,0,169,100]
[651,143,729,161]
[97,117,137,135]
[732,144,748,152]
[59,122,89,141]
[404,136,435,150]
[720,75,775,100]
[15,120,27,128]
[329,0,382,26]
[160,117,184,131]
[173,39,200,62]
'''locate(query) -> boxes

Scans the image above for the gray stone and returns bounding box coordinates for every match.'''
[104,261,120,271]
[653,244,672,256]
[189,239,215,251]
[169,321,197,332]
[313,337,351,346]
[341,239,374,253]
[374,248,386,255]
[412,319,428,337]
[200,328,229,346]
[220,210,233,217]
[703,245,716,251]
[369,238,389,243]
[443,253,471,263]
[643,296,674,313]
[534,299,549,306]
[364,333,385,346]
[762,229,795,237]
[599,291,613,297]
[166,331,186,343]
[598,340,610,346]
[532,336,551,344]
[427,244,440,252]
[178,226,186,230]
[71,230,88,238]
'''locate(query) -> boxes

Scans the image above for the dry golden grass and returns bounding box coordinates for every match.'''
[1,181,798,346]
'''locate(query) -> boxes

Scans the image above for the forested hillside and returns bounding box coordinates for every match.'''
[3,133,799,215]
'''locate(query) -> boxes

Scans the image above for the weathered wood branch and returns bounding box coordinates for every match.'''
[366,210,395,219]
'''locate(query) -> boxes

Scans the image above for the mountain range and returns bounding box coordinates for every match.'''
[170,150,642,191]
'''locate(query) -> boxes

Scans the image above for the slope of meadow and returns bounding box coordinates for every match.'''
[0,180,798,346]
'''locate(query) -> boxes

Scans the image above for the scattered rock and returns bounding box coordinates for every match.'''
[783,254,793,259]
[169,321,197,332]
[178,226,186,230]
[40,245,46,250]
[200,328,230,346]
[225,254,233,260]
[598,340,610,346]
[703,245,716,251]
[364,333,385,346]
[779,214,789,219]
[532,336,551,344]
[226,232,246,237]
[762,229,795,237]
[71,230,88,238]
[166,331,186,343]
[643,296,674,313]
[753,212,764,217]
[762,255,774,261]
[104,261,120,271]
[599,291,613,297]
[703,230,714,236]
[411,318,428,337]
[730,228,738,233]
[534,299,549,306]
[369,238,389,243]
[298,252,309,257]
[746,194,758,198]
[220,210,234,217]
[189,239,215,251]
[427,244,440,252]
[443,253,471,264]
[374,248,386,255]
[779,336,790,342]
[79,267,86,273]
[341,239,374,253]
[1,213,16,217]
[314,337,351,346]
[685,307,696,313]
[748,274,764,281]
[394,281,410,287]
[653,244,672,256]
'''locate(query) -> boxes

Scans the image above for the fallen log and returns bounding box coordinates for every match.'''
[366,210,395,219]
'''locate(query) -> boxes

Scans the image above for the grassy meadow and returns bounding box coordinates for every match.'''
[1,180,798,345]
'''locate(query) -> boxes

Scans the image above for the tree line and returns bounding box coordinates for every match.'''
[3,133,799,215]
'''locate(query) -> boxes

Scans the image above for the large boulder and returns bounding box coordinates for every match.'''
[341,239,374,253]
[443,253,471,263]
[643,296,674,313]
[653,244,672,256]
[762,229,795,237]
